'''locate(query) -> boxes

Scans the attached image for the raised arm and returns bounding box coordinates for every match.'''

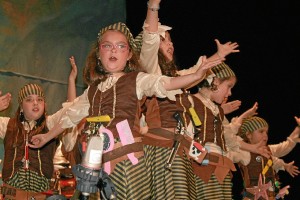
[269,116,300,157]
[139,0,167,75]
[145,0,160,33]
[235,102,258,125]
[68,56,78,102]
[207,39,240,62]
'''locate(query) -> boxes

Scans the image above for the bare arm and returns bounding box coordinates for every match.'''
[235,102,258,125]
[29,122,65,148]
[68,56,78,102]
[145,0,161,32]
[240,140,271,159]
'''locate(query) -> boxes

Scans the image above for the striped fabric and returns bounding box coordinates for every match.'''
[195,174,232,200]
[212,62,235,79]
[134,31,143,55]
[143,145,197,200]
[109,156,152,200]
[239,116,269,138]
[18,83,45,104]
[97,22,137,51]
[5,168,49,192]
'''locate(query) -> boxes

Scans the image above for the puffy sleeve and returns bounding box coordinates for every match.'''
[0,117,10,139]
[269,137,296,158]
[61,126,80,152]
[47,88,90,130]
[140,22,171,75]
[227,149,251,165]
[223,116,242,151]
[60,89,90,129]
[177,56,204,76]
[272,156,285,172]
[136,72,182,101]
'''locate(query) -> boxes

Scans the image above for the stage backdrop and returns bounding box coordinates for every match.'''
[0,0,126,182]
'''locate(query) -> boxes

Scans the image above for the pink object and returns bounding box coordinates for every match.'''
[116,120,138,165]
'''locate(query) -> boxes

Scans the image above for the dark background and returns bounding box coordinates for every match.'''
[127,0,300,199]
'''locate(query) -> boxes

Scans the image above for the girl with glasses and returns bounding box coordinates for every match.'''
[28,21,223,199]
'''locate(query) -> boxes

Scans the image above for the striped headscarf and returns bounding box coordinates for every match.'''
[239,116,269,138]
[134,31,143,55]
[212,62,235,79]
[97,22,137,51]
[18,83,45,104]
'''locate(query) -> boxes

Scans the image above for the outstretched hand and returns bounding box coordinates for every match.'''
[240,102,258,119]
[0,91,12,112]
[196,56,225,78]
[215,39,240,58]
[285,161,300,178]
[221,100,241,115]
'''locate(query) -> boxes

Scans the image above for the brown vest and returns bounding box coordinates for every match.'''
[239,152,276,188]
[193,96,226,151]
[144,92,192,129]
[2,118,57,181]
[142,93,193,158]
[87,72,142,138]
[86,72,144,170]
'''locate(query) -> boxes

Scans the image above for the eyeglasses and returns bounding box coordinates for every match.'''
[100,42,129,52]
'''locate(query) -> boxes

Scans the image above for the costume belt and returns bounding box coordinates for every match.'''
[192,152,236,184]
[102,137,144,174]
[102,141,144,162]
[142,128,192,151]
[0,184,46,200]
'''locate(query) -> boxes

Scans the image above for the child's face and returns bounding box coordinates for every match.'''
[159,31,174,62]
[247,126,269,145]
[21,94,45,121]
[98,30,132,74]
[211,77,236,104]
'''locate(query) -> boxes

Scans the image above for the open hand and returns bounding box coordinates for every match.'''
[221,100,241,114]
[0,91,12,112]
[215,39,240,58]
[285,161,300,177]
[69,56,78,82]
[240,102,258,119]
